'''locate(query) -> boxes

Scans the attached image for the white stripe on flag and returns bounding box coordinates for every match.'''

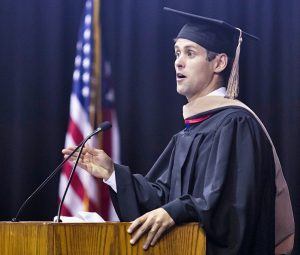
[65,133,75,147]
[69,93,93,136]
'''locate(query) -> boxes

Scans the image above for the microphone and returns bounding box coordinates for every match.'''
[11,121,112,222]
[56,121,112,222]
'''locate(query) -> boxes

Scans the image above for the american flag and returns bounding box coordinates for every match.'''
[58,0,119,221]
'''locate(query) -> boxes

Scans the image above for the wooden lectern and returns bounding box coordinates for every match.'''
[0,222,205,254]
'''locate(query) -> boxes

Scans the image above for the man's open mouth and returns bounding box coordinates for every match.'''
[176,73,186,79]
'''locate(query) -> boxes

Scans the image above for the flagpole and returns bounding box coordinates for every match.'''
[91,0,102,134]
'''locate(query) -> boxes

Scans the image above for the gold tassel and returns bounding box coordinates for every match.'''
[225,28,243,99]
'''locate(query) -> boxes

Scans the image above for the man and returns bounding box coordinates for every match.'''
[62,8,294,255]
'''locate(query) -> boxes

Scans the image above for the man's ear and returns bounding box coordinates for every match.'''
[214,53,228,73]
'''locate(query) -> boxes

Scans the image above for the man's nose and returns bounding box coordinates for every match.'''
[175,56,185,69]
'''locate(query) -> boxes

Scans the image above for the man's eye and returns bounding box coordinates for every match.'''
[174,51,180,58]
[187,51,195,57]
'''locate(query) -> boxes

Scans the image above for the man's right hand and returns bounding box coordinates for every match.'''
[62,146,114,181]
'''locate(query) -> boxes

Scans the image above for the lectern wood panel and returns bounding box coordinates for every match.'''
[0,222,53,255]
[0,222,205,255]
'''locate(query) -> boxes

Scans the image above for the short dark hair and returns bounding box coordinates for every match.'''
[206,50,233,85]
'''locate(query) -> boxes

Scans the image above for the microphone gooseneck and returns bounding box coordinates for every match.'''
[11,121,112,222]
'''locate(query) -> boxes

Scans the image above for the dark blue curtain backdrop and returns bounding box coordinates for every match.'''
[0,0,84,219]
[0,0,299,253]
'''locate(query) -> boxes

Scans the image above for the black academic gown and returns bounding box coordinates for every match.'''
[110,107,275,255]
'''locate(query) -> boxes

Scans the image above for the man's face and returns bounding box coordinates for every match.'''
[174,38,215,101]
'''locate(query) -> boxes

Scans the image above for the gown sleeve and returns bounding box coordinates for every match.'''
[109,137,176,221]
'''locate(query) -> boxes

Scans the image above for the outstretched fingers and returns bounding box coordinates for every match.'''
[62,145,114,179]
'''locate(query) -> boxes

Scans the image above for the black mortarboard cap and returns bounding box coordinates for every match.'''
[164,7,259,99]
[164,7,259,57]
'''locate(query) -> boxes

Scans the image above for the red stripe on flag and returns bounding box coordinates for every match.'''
[61,204,72,217]
[88,197,101,213]
[68,118,84,145]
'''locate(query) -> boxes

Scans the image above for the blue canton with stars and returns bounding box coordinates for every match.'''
[72,0,94,113]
